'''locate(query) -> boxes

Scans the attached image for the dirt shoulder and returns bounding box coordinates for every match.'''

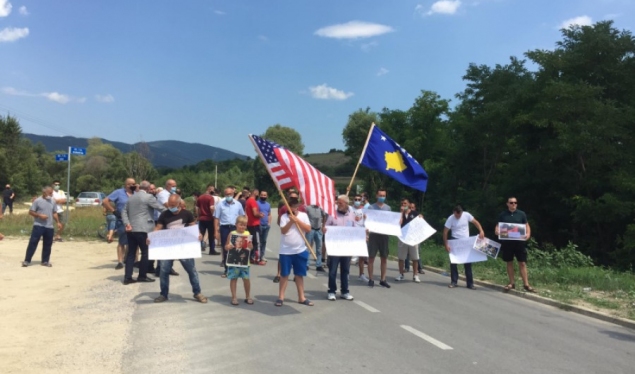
[0,237,136,374]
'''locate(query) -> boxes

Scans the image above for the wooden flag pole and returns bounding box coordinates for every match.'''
[248,135,317,260]
[346,122,376,197]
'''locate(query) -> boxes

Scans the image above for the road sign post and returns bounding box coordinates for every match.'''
[66,147,87,224]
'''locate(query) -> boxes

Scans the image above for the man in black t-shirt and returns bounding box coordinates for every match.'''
[2,184,15,215]
[395,198,423,282]
[151,194,208,303]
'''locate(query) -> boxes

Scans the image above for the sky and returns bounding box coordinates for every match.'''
[1,0,634,157]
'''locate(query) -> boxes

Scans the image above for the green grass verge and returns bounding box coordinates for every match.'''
[1,207,107,241]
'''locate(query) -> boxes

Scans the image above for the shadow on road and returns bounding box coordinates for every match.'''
[207,294,302,316]
[599,329,635,343]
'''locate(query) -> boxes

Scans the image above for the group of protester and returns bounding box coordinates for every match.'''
[19,176,536,305]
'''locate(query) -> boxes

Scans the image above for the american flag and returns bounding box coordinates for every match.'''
[250,134,335,217]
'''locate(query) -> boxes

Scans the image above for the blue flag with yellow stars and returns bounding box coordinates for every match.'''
[360,125,428,192]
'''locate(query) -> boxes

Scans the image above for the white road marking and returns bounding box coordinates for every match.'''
[353,300,380,313]
[400,325,453,350]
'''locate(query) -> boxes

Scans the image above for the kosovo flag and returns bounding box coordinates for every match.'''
[360,125,428,192]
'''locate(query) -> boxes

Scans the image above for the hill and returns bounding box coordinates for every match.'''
[23,134,248,169]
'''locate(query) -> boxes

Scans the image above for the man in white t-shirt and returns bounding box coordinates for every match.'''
[152,179,179,276]
[276,198,314,307]
[52,180,67,242]
[443,205,485,289]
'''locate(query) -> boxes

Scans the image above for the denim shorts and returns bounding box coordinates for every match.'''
[227,266,250,280]
[279,250,309,277]
[106,214,117,231]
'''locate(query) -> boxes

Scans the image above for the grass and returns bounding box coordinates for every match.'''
[1,207,110,241]
[387,238,635,321]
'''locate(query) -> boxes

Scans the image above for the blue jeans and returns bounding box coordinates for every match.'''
[259,225,270,259]
[451,263,473,287]
[305,229,323,267]
[328,256,351,294]
[24,225,54,263]
[160,259,202,298]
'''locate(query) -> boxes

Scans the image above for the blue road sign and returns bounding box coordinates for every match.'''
[70,147,87,155]
[55,154,69,162]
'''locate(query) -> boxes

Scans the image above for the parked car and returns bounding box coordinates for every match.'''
[76,192,106,207]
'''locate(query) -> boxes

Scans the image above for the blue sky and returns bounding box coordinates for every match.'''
[1,0,633,157]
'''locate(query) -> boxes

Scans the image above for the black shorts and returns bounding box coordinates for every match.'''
[501,240,527,262]
[368,233,389,259]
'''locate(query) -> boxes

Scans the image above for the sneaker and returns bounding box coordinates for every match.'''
[316,266,326,273]
[169,269,179,276]
[413,275,421,283]
[379,280,391,288]
[395,273,405,282]
[418,269,425,274]
[358,274,369,282]
[194,293,208,303]
[21,261,29,267]
[368,279,375,288]
[154,295,167,303]
[340,293,354,300]
[115,262,123,270]
[327,293,336,301]
[351,257,359,265]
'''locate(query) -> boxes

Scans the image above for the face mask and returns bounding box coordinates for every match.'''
[128,186,136,192]
[53,185,60,191]
[225,196,233,203]
[260,197,267,202]
[45,195,52,200]
[377,197,386,203]
[354,201,361,207]
[401,206,408,211]
[168,207,179,213]
[170,187,177,194]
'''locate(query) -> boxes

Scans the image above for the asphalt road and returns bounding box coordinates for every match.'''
[123,211,635,374]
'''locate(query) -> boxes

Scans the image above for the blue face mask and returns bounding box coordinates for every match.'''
[354,201,361,207]
[225,196,233,203]
[170,187,177,194]
[377,197,386,203]
[168,207,178,213]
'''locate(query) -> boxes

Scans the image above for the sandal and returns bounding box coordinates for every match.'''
[273,276,280,283]
[275,299,283,307]
[244,298,254,305]
[231,299,239,306]
[523,285,537,293]
[299,299,314,306]
[503,283,515,292]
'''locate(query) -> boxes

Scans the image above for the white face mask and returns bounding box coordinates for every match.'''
[45,195,52,200]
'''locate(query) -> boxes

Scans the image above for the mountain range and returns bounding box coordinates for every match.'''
[23,134,249,169]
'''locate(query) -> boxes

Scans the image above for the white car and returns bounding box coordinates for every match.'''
[75,192,106,207]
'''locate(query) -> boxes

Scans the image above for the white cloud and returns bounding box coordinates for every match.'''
[18,5,27,15]
[314,21,394,40]
[377,67,389,76]
[0,0,12,17]
[559,15,593,29]
[361,41,378,52]
[2,86,84,104]
[308,84,354,100]
[95,94,115,103]
[0,27,29,42]
[214,10,226,15]
[417,1,462,16]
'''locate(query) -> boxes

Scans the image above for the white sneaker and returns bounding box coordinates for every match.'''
[340,293,354,300]
[351,257,359,265]
[327,293,336,301]
[358,274,369,282]
[395,273,405,282]
[413,275,421,283]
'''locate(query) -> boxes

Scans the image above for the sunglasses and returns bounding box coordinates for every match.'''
[508,202,518,205]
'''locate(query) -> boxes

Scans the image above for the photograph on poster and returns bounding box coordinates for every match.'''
[473,237,501,259]
[227,234,252,267]
[498,223,527,241]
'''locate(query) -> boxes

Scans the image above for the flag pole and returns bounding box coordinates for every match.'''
[346,122,376,197]
[248,135,317,260]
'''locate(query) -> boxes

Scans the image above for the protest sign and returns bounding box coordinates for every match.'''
[227,234,252,267]
[399,216,436,246]
[448,236,488,264]
[324,226,368,257]
[148,225,201,260]
[363,209,402,236]
[498,223,527,241]
[473,237,501,259]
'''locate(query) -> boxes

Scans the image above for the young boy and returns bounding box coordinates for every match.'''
[225,215,254,306]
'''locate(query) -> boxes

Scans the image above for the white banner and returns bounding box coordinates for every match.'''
[324,226,368,257]
[363,209,402,236]
[148,225,202,260]
[448,236,488,264]
[399,217,437,246]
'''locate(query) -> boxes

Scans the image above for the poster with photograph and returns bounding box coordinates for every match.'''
[226,233,252,267]
[498,223,527,241]
[473,237,501,259]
